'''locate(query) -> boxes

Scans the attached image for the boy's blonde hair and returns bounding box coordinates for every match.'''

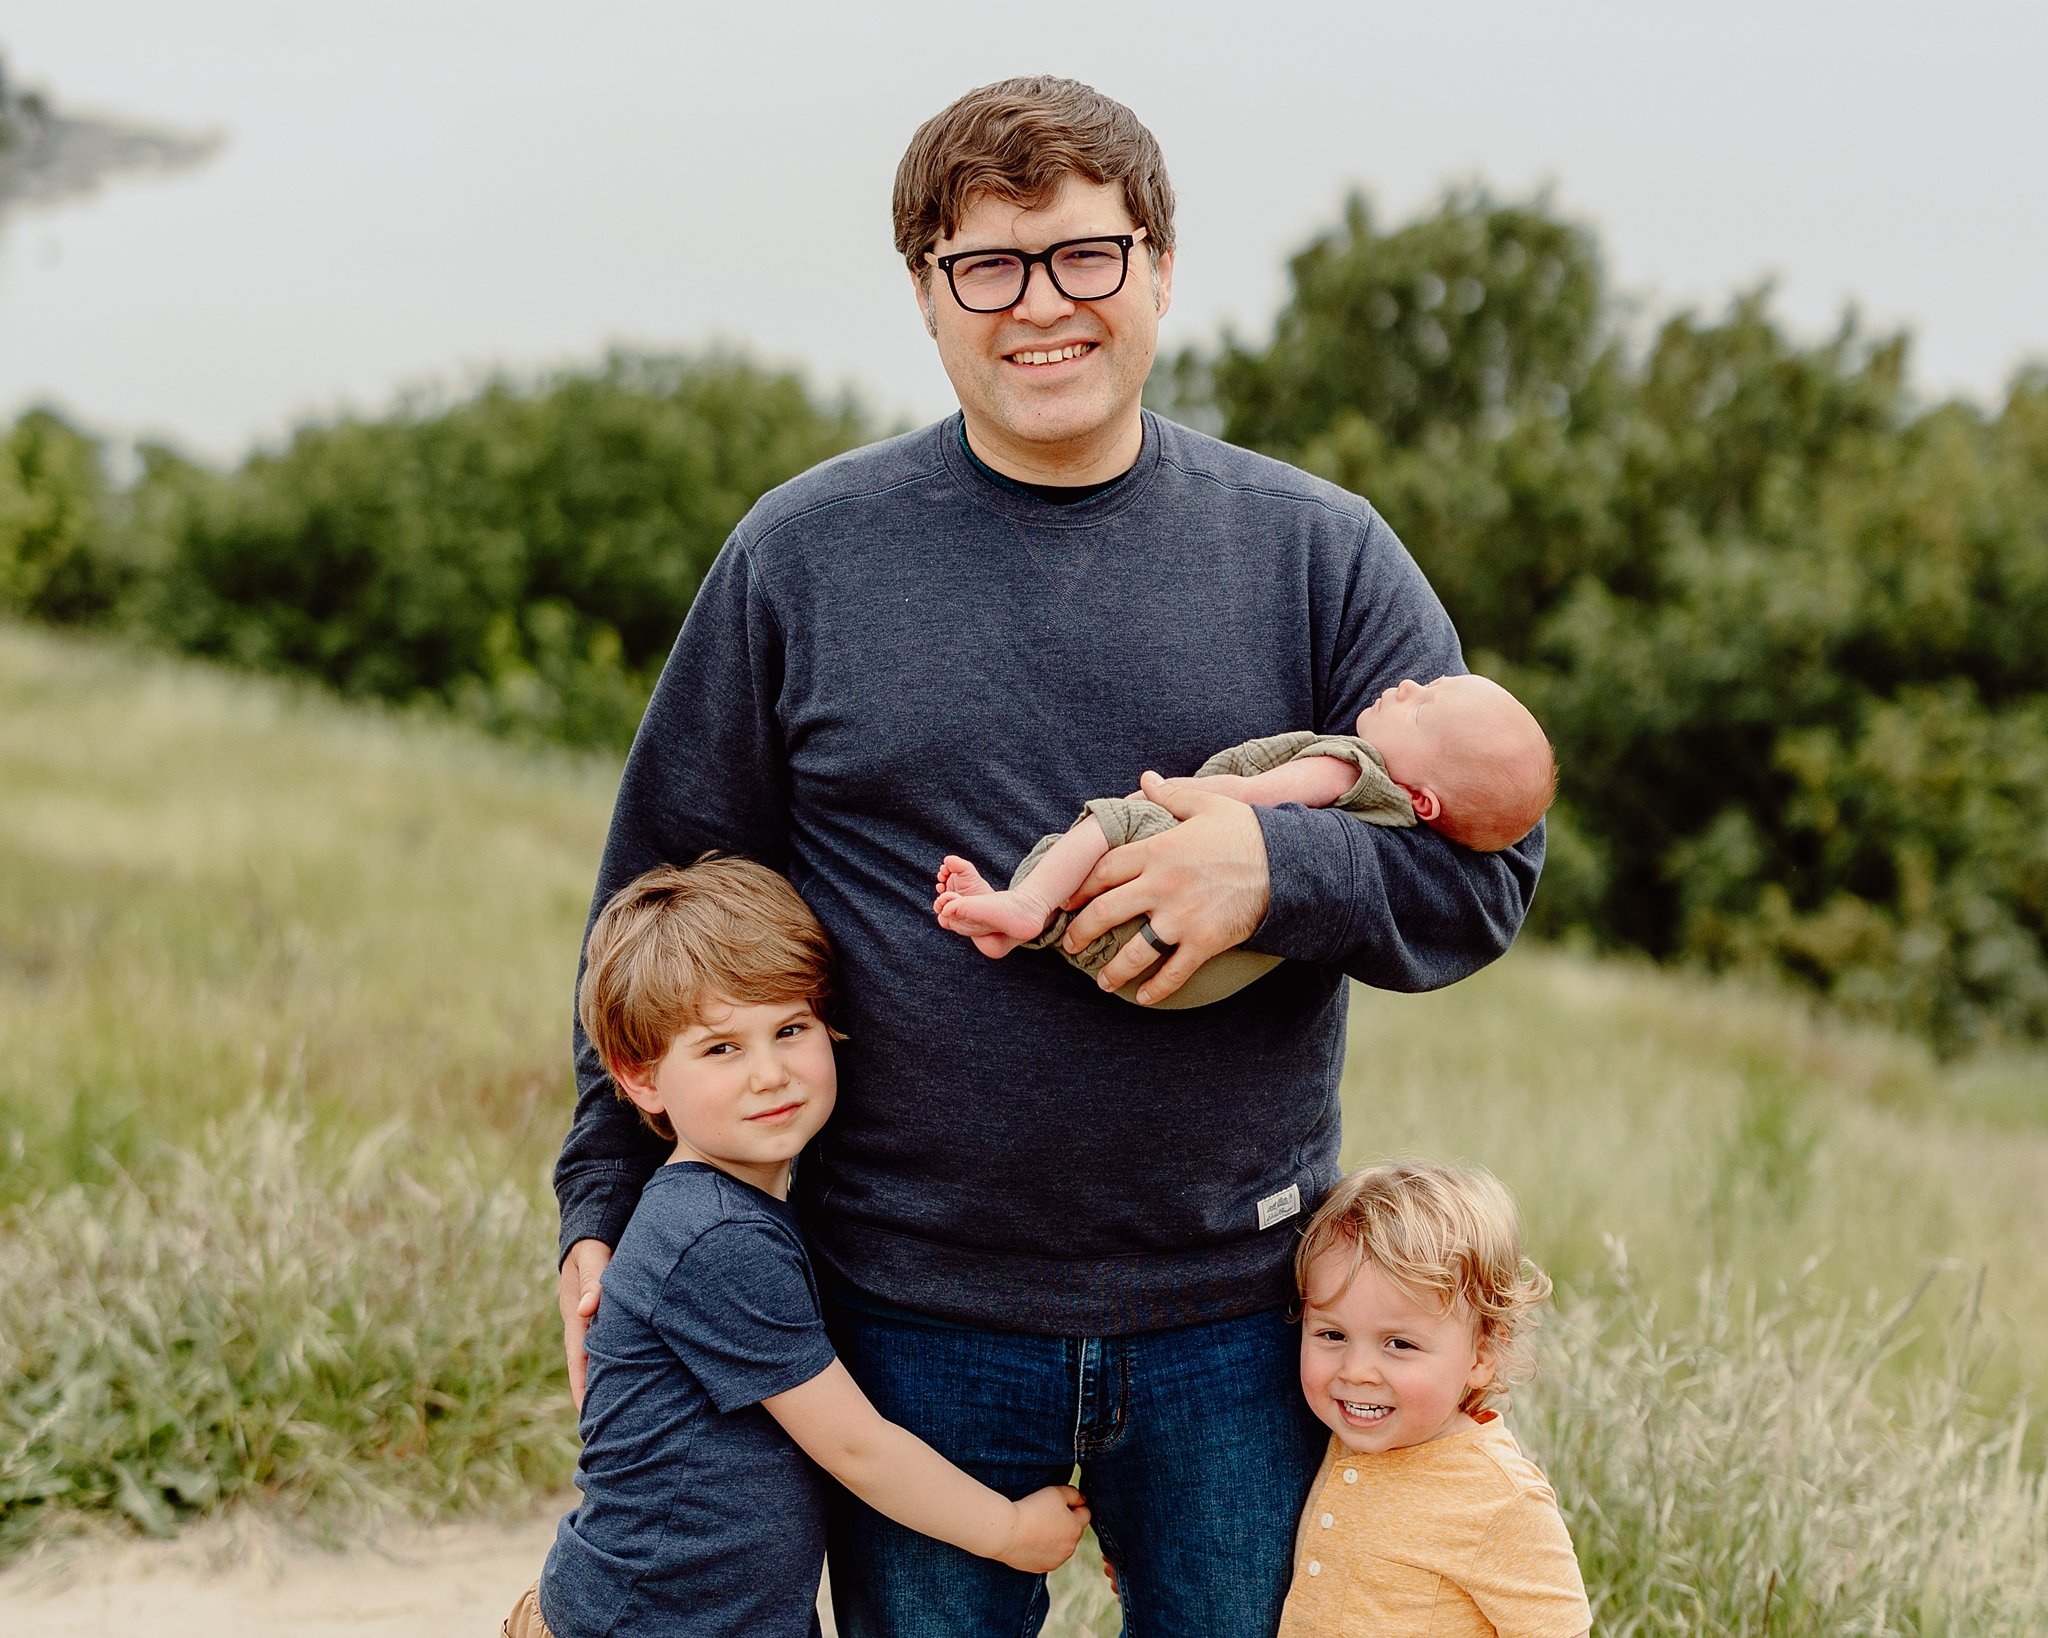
[1295,1162,1552,1414]
[577,856,839,1141]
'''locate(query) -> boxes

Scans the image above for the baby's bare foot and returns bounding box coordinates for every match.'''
[935,855,996,904]
[933,855,1052,958]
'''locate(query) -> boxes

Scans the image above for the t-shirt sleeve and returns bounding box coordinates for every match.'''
[1457,1484,1593,1637]
[654,1220,837,1415]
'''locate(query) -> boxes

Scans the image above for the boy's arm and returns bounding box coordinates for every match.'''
[654,1219,1086,1569]
[763,1362,1088,1572]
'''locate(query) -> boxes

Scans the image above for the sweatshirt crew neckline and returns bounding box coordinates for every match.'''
[939,411,1162,526]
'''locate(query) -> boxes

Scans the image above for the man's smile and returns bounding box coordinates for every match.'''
[1003,340,1099,367]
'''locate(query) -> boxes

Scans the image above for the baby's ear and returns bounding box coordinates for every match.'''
[1403,783,1443,823]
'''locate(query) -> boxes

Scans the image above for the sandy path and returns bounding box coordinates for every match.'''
[0,1501,835,1636]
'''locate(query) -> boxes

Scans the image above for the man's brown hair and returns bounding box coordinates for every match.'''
[893,76,1176,276]
[577,856,839,1141]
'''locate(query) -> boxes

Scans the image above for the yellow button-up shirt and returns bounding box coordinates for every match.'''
[1277,1413,1591,1637]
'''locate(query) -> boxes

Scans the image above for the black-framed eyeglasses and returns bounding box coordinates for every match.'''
[925,230,1148,314]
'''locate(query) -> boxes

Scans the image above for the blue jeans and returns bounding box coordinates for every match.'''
[822,1290,1325,1638]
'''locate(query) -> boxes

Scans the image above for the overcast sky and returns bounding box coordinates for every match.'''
[2,0,2043,460]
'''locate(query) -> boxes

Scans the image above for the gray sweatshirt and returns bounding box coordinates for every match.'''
[555,412,1541,1335]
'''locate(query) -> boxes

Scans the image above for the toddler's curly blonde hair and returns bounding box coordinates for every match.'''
[1295,1161,1552,1414]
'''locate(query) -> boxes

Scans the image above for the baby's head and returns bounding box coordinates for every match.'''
[1354,674,1555,851]
[578,856,841,1167]
[1294,1163,1551,1454]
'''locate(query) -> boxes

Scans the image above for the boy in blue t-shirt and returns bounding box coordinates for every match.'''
[503,857,1089,1638]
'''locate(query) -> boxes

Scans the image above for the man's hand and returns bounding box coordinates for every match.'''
[1061,770,1271,1005]
[559,1238,613,1411]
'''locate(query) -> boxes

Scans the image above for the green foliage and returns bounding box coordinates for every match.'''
[0,409,121,623]
[1187,190,2048,1052]
[1203,190,1612,455]
[0,1109,574,1552]
[123,352,872,745]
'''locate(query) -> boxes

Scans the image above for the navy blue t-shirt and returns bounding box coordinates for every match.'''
[540,1163,838,1637]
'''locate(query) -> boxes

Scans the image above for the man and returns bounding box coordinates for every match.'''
[555,76,1541,1637]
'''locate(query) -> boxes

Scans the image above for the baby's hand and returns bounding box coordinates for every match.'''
[999,1483,1089,1572]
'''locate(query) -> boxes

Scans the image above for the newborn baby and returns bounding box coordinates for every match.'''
[934,675,1554,1008]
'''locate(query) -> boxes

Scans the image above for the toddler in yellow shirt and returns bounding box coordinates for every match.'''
[1280,1163,1591,1637]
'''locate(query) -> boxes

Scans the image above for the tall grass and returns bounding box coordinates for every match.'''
[5,1107,2039,1628]
[1338,957,2048,1412]
[0,621,610,1203]
[1533,1269,2048,1632]
[4,621,2045,1619]
[0,1106,572,1556]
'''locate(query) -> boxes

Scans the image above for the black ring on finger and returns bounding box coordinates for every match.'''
[1138,921,1176,958]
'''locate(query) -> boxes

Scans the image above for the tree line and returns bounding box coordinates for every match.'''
[1161,190,2047,1055]
[5,193,2044,1052]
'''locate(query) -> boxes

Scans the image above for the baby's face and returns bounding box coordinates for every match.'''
[1353,674,1505,790]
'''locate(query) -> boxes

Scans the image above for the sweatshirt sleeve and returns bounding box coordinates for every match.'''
[1244,506,1543,991]
[554,535,793,1261]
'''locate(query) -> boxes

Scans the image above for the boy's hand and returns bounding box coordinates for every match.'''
[558,1238,613,1410]
[1000,1484,1090,1572]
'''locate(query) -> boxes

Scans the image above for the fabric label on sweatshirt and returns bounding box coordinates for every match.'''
[1258,1185,1302,1230]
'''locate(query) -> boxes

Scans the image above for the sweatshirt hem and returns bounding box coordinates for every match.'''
[807,1211,1300,1336]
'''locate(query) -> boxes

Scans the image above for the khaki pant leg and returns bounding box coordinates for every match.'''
[502,1580,557,1638]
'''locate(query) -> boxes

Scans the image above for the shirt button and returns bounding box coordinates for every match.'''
[1343,1469,1358,1484]
[1307,1560,1322,1577]
[1320,1512,1334,1528]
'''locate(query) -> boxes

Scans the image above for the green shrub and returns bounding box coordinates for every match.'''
[0,409,121,623]
[127,352,873,746]
[1186,191,2048,1051]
